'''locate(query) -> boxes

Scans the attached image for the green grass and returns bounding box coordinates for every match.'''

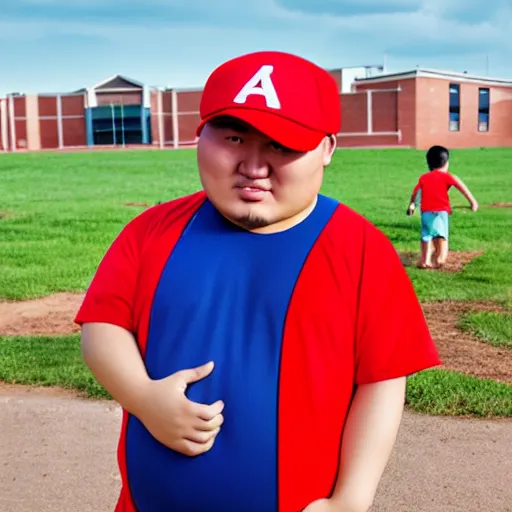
[0,334,510,417]
[406,369,512,417]
[1,147,511,416]
[0,335,109,399]
[459,311,512,349]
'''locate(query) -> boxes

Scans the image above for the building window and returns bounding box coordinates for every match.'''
[478,88,490,132]
[449,83,460,131]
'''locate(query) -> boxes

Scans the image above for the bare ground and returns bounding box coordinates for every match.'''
[1,281,511,511]
[399,250,484,273]
[0,386,511,512]
[491,202,512,208]
[0,293,83,336]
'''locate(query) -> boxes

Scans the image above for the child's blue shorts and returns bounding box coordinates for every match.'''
[421,211,449,242]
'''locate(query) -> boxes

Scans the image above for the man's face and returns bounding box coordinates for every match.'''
[196,117,336,233]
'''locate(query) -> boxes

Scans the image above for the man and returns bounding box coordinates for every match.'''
[76,50,441,512]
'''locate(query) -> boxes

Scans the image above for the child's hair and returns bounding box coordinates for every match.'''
[426,145,450,170]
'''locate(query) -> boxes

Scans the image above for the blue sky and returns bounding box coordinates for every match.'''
[1,0,511,95]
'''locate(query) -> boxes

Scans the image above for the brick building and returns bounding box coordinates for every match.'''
[353,68,512,149]
[1,67,511,152]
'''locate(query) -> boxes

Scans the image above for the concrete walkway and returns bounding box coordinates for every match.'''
[1,389,511,512]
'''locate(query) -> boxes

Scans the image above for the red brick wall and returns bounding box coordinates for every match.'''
[336,134,402,148]
[372,91,398,132]
[40,119,59,149]
[39,96,57,117]
[176,90,202,144]
[150,89,202,147]
[415,77,512,149]
[355,79,415,147]
[62,117,86,147]
[11,96,27,149]
[61,94,86,147]
[36,94,86,149]
[337,87,401,147]
[340,93,368,133]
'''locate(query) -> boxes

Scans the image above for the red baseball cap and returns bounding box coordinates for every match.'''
[196,51,341,152]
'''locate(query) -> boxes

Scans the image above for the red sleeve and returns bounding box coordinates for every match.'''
[74,210,151,332]
[354,223,441,384]
[411,176,422,198]
[446,173,459,189]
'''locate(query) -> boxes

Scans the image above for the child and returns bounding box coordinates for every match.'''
[407,145,479,269]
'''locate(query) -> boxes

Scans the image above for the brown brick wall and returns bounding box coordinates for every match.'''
[39,119,59,149]
[336,134,402,148]
[38,96,57,117]
[62,118,86,147]
[356,78,415,146]
[372,91,398,132]
[340,93,368,133]
[415,77,512,149]
[62,95,85,116]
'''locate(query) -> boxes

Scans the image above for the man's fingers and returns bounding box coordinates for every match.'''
[191,399,225,421]
[186,426,221,445]
[195,413,224,432]
[180,435,217,457]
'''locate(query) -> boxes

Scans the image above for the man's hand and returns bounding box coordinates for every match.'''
[406,202,416,216]
[136,361,224,457]
[471,201,479,212]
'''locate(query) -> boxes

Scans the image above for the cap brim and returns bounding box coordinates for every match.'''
[196,108,327,152]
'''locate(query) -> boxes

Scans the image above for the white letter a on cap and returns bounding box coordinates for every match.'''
[233,65,281,109]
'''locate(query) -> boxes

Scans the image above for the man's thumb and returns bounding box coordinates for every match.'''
[178,361,215,386]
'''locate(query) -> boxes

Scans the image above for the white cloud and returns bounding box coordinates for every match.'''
[0,0,511,96]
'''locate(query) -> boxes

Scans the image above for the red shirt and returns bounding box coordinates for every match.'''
[75,191,441,512]
[413,170,459,213]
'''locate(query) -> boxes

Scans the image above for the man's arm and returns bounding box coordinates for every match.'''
[303,377,406,512]
[330,377,406,512]
[451,175,478,211]
[81,323,224,456]
[81,323,152,417]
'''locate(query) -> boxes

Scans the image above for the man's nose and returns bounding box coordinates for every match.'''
[238,148,270,179]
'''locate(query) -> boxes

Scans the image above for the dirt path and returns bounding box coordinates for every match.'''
[1,279,511,511]
[1,386,511,512]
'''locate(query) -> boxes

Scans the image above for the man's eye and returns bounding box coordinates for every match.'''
[270,141,291,152]
[227,136,243,144]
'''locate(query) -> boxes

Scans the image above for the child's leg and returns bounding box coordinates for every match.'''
[432,212,449,267]
[434,237,449,266]
[420,240,433,268]
[419,212,434,268]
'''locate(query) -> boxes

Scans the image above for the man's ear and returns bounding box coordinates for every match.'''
[323,134,337,167]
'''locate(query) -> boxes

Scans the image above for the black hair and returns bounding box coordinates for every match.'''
[426,145,450,170]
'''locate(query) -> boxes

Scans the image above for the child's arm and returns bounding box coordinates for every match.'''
[451,175,479,211]
[407,182,421,215]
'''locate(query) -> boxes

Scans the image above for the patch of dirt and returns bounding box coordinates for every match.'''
[124,201,151,207]
[423,301,512,385]
[490,202,512,208]
[0,382,85,399]
[0,293,510,387]
[0,292,84,336]
[399,250,483,273]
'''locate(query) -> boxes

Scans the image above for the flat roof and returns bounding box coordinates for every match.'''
[355,68,512,87]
